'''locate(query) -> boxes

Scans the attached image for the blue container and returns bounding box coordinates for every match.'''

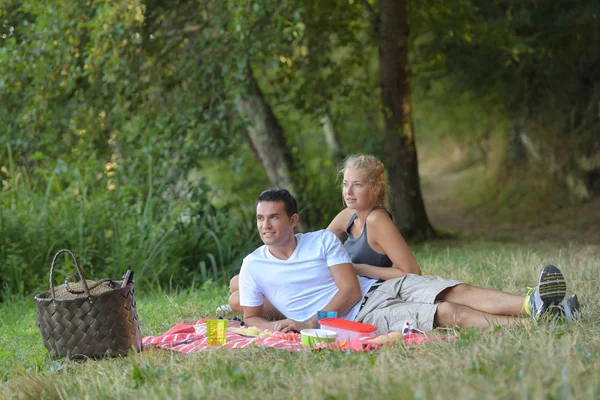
[317,310,338,328]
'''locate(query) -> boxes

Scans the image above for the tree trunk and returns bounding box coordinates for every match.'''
[320,107,343,164]
[235,62,305,218]
[378,0,436,240]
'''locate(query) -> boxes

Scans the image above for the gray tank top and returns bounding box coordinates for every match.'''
[343,207,393,268]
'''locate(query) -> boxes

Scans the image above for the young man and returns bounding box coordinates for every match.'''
[239,188,376,332]
[238,188,579,333]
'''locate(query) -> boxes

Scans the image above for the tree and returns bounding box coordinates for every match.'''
[235,63,300,198]
[366,0,436,239]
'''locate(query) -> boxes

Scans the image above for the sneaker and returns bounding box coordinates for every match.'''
[559,294,581,323]
[528,265,567,323]
[216,304,232,313]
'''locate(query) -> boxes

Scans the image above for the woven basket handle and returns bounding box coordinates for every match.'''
[64,273,113,294]
[50,249,90,299]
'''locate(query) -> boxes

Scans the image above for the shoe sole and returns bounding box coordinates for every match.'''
[538,265,567,307]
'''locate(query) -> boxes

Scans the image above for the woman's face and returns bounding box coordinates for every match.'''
[343,169,374,210]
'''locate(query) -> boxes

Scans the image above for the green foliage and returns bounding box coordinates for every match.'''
[0,0,276,299]
[410,0,600,150]
[1,0,599,300]
[1,0,368,233]
[0,151,258,299]
[0,0,243,188]
[0,0,145,161]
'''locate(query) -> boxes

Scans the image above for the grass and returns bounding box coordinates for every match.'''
[1,239,599,399]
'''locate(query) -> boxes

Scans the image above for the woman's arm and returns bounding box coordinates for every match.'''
[326,207,421,279]
[366,210,422,276]
[326,208,354,242]
[352,263,408,280]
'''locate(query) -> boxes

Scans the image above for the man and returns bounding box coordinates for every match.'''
[239,188,374,332]
[238,188,579,333]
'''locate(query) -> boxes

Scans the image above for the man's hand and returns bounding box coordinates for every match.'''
[272,318,316,332]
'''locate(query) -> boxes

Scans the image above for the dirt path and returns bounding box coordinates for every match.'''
[419,162,600,244]
[420,166,480,234]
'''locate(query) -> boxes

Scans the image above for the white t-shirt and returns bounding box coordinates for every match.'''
[239,229,376,321]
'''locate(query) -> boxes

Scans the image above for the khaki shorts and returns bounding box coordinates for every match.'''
[354,274,462,333]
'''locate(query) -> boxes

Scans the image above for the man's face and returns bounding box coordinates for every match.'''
[256,201,297,247]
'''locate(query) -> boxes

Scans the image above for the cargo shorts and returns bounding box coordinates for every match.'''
[354,274,462,333]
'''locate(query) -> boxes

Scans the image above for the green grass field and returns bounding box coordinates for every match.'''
[1,239,599,399]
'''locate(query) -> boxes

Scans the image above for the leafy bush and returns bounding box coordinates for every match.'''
[0,150,258,300]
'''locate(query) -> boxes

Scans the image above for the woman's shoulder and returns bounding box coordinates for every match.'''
[366,207,393,224]
[329,208,355,227]
[365,208,396,236]
[338,207,356,219]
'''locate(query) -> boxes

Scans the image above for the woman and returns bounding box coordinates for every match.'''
[326,155,421,280]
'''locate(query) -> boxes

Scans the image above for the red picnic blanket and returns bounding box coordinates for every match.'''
[142,318,455,354]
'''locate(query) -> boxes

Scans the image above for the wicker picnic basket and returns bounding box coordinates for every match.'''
[34,249,142,359]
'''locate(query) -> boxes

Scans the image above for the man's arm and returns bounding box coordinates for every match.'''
[320,262,363,312]
[238,259,281,329]
[243,304,280,330]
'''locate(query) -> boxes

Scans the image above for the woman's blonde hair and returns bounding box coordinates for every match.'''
[339,154,387,206]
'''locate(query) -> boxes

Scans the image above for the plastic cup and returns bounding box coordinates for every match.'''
[206,319,228,346]
[317,310,337,329]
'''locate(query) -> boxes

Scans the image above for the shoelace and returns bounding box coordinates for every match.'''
[525,286,536,296]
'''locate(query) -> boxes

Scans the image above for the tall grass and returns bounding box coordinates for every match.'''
[0,149,258,299]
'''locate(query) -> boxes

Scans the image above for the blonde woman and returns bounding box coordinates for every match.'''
[326,155,420,280]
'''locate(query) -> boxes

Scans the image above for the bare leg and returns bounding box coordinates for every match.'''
[438,284,526,316]
[228,275,284,320]
[434,301,524,328]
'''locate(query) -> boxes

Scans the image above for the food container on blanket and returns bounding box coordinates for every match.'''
[300,329,337,348]
[318,318,377,341]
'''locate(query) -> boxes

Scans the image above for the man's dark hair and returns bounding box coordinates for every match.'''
[256,188,298,217]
